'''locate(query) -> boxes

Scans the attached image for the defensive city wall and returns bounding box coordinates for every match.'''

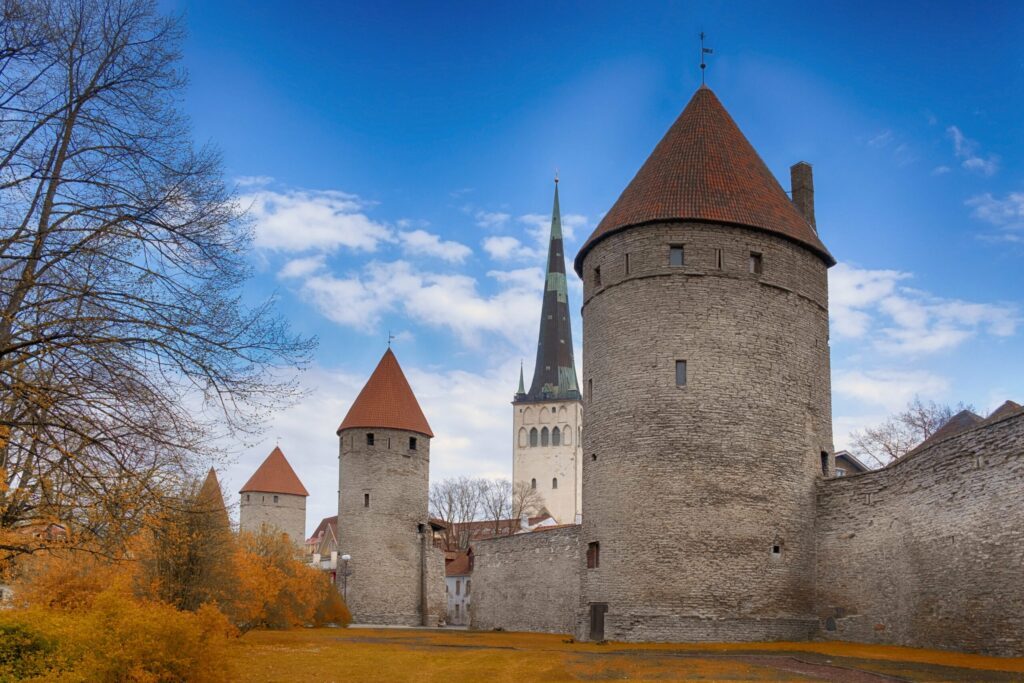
[815,411,1024,657]
[470,525,581,634]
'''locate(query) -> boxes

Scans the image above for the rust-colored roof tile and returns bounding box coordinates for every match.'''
[575,86,834,274]
[338,348,433,437]
[239,446,309,496]
[986,400,1022,422]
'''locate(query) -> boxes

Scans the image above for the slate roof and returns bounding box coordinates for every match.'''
[338,348,433,437]
[239,446,309,496]
[574,86,834,275]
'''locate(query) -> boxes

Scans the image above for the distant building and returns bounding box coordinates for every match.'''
[306,515,339,580]
[445,549,473,626]
[239,446,309,545]
[833,451,870,477]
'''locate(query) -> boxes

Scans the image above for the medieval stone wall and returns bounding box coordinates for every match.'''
[239,492,306,545]
[578,222,833,642]
[471,526,581,634]
[815,412,1024,657]
[337,426,435,625]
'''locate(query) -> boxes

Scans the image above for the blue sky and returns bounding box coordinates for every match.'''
[169,1,1024,532]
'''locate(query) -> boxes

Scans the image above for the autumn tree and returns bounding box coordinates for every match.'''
[510,479,546,523]
[850,397,974,466]
[0,0,312,562]
[480,478,511,535]
[429,477,486,550]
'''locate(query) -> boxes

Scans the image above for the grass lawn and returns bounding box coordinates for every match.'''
[228,627,1024,682]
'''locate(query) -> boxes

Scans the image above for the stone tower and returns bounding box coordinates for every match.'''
[574,86,835,642]
[513,180,584,525]
[337,348,443,625]
[239,446,309,544]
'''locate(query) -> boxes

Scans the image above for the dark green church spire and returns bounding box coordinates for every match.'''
[520,178,580,403]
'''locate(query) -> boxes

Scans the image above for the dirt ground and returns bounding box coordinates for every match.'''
[227,628,1024,682]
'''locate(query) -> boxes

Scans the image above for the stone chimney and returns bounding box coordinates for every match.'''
[790,162,815,232]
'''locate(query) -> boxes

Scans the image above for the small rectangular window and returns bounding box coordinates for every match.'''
[366,433,374,446]
[466,579,471,595]
[749,252,763,275]
[624,253,630,275]
[363,493,370,508]
[273,495,279,504]
[456,579,461,595]
[669,245,685,267]
[594,266,602,287]
[715,248,723,270]
[409,437,417,450]
[587,541,600,569]
[587,378,593,402]
[675,360,687,387]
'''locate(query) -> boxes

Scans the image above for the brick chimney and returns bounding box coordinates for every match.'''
[790,161,815,232]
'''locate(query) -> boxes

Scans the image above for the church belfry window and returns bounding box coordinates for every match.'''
[670,245,685,267]
[552,426,561,446]
[541,427,550,447]
[530,428,538,447]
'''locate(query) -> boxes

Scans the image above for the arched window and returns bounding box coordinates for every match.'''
[529,428,538,447]
[518,428,528,448]
[552,426,561,446]
[531,478,537,489]
[541,427,549,446]
[523,407,534,424]
[552,477,558,489]
[562,424,571,446]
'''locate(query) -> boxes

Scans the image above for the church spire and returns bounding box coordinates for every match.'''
[520,179,580,403]
[515,361,526,399]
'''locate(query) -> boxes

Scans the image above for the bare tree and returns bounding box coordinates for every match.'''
[850,397,974,467]
[480,478,511,535]
[0,0,313,562]
[510,480,546,524]
[428,477,485,551]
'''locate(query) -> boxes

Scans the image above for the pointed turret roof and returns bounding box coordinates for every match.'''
[574,86,834,275]
[515,362,526,398]
[520,181,581,403]
[240,446,309,496]
[338,348,433,437]
[986,400,1022,422]
[196,468,231,531]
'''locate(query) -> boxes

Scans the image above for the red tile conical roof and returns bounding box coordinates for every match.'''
[240,446,309,496]
[574,87,834,274]
[338,348,433,437]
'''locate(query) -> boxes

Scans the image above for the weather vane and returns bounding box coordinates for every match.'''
[387,330,396,347]
[700,32,713,85]
[554,168,559,184]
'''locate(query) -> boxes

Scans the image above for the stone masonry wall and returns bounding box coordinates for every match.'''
[579,222,833,642]
[816,412,1024,657]
[239,492,306,545]
[471,526,581,634]
[337,427,435,625]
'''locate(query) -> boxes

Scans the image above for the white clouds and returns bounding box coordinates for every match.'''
[867,129,893,148]
[295,260,541,347]
[245,188,393,252]
[482,235,539,262]
[834,369,950,412]
[946,125,999,176]
[966,191,1024,236]
[279,255,325,280]
[235,175,274,188]
[829,263,1018,355]
[474,211,511,229]
[398,229,472,263]
[931,165,951,175]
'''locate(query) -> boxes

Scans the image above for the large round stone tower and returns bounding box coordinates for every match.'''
[336,348,442,625]
[239,446,308,545]
[574,86,835,642]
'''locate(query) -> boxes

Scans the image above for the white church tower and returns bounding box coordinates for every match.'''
[512,179,583,525]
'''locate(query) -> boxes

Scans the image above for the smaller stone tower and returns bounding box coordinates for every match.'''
[337,348,444,625]
[239,446,309,544]
[513,179,583,525]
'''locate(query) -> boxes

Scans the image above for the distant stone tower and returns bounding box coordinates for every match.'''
[337,348,444,625]
[239,446,309,544]
[574,86,835,641]
[513,180,584,525]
